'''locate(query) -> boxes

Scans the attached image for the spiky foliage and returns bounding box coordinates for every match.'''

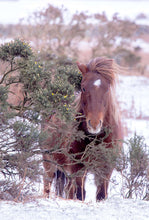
[118,134,149,200]
[0,39,33,61]
[0,39,81,200]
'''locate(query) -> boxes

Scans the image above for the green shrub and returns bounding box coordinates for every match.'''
[119,134,149,200]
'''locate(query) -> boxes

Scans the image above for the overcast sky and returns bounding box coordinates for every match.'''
[0,0,148,25]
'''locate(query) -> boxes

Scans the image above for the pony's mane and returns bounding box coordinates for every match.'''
[87,57,118,86]
[107,86,120,125]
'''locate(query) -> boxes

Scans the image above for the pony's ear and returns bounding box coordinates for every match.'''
[77,62,88,75]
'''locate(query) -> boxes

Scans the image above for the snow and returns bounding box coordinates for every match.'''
[117,75,149,145]
[0,75,149,220]
[132,39,149,53]
[0,197,149,220]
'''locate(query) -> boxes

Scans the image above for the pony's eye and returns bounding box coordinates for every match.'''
[82,88,86,92]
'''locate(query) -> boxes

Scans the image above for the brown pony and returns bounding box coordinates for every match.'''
[42,57,123,201]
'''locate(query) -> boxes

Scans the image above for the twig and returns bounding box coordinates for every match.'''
[14,168,27,202]
[82,169,87,201]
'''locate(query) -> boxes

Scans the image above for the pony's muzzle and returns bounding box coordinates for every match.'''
[87,119,103,135]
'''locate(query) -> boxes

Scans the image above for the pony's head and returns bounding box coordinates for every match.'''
[77,57,116,135]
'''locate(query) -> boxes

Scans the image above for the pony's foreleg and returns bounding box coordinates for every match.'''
[65,176,86,201]
[55,170,65,197]
[43,174,54,198]
[65,177,75,199]
[43,159,55,198]
[96,180,109,201]
[95,170,113,201]
[76,176,86,201]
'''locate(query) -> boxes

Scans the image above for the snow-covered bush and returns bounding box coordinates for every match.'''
[117,134,149,200]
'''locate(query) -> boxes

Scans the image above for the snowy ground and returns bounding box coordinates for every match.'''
[0,75,149,219]
[0,196,149,220]
[118,75,149,145]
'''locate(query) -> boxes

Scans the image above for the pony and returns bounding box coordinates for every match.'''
[42,57,123,201]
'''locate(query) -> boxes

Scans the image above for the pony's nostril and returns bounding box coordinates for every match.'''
[88,120,91,127]
[99,120,102,127]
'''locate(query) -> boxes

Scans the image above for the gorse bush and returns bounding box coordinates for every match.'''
[0,120,40,178]
[118,134,149,200]
[0,86,8,108]
[57,65,82,91]
[0,39,33,61]
[0,39,81,200]
[0,39,81,121]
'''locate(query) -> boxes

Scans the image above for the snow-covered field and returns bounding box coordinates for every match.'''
[118,75,149,145]
[0,75,149,220]
[0,196,149,220]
